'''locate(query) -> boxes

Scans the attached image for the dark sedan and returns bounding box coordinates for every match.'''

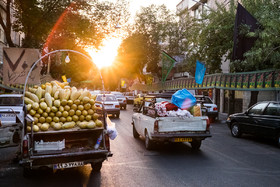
[226,101,280,147]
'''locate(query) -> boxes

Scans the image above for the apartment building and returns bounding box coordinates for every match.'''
[0,0,24,64]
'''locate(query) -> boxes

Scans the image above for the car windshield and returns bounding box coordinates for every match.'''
[0,97,23,106]
[96,95,117,101]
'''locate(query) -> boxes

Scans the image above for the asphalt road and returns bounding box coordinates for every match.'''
[0,104,280,187]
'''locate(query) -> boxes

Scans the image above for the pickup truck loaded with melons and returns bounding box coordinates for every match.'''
[20,80,112,176]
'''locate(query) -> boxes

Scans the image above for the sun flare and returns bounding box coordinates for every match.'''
[86,37,122,69]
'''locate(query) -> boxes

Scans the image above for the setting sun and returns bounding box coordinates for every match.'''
[86,37,122,69]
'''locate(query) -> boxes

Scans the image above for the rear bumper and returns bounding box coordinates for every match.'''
[105,109,120,114]
[20,149,112,168]
[119,103,126,107]
[151,132,212,141]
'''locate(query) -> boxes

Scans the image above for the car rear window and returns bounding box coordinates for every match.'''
[115,94,125,98]
[96,95,117,101]
[195,96,213,104]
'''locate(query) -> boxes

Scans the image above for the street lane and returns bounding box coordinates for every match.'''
[0,104,280,187]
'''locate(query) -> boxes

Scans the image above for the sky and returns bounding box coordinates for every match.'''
[129,0,182,15]
[104,0,182,15]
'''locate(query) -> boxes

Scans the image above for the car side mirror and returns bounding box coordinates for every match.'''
[244,111,249,115]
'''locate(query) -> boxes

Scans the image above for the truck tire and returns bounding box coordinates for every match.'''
[133,123,139,138]
[145,131,154,150]
[231,122,242,138]
[191,140,201,150]
[91,162,103,172]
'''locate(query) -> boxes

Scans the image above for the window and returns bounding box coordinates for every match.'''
[248,103,268,115]
[263,103,280,116]
[96,95,116,101]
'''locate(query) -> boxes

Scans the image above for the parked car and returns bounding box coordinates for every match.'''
[226,101,280,147]
[111,92,127,110]
[125,92,135,104]
[95,94,120,118]
[195,95,218,120]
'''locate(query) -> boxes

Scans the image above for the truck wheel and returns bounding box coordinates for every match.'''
[133,123,139,138]
[191,140,201,150]
[91,162,103,172]
[231,122,242,138]
[145,131,154,150]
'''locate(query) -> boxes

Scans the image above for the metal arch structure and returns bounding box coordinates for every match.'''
[23,49,104,105]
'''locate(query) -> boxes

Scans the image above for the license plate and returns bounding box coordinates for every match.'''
[173,138,192,142]
[0,113,16,122]
[53,161,84,169]
[105,105,113,109]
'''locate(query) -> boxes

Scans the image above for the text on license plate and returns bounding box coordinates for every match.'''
[174,138,192,142]
[0,113,16,121]
[53,161,84,169]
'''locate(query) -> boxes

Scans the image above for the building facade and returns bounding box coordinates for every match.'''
[0,0,24,64]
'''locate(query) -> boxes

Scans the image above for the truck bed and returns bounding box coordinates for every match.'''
[157,116,208,133]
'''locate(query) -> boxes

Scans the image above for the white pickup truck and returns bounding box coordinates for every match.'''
[132,96,211,150]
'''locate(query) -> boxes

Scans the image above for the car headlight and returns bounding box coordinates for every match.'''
[226,117,231,121]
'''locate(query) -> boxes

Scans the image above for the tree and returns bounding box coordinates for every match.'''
[231,0,280,72]
[0,0,16,47]
[116,33,149,81]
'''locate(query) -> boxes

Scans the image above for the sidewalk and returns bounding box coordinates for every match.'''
[218,112,228,123]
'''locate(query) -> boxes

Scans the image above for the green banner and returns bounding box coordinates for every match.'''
[161,51,176,83]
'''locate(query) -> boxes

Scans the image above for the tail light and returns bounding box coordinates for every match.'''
[154,120,159,133]
[206,118,210,131]
[105,134,110,151]
[213,107,218,111]
[115,105,120,108]
[23,139,28,158]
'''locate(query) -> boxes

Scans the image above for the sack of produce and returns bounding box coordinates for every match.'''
[171,89,196,110]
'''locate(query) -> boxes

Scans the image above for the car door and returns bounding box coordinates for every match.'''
[257,102,280,138]
[245,102,269,135]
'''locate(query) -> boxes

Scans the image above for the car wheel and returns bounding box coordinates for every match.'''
[191,140,201,150]
[91,162,103,172]
[124,105,126,110]
[145,131,154,150]
[231,122,242,138]
[116,113,120,118]
[132,123,139,138]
